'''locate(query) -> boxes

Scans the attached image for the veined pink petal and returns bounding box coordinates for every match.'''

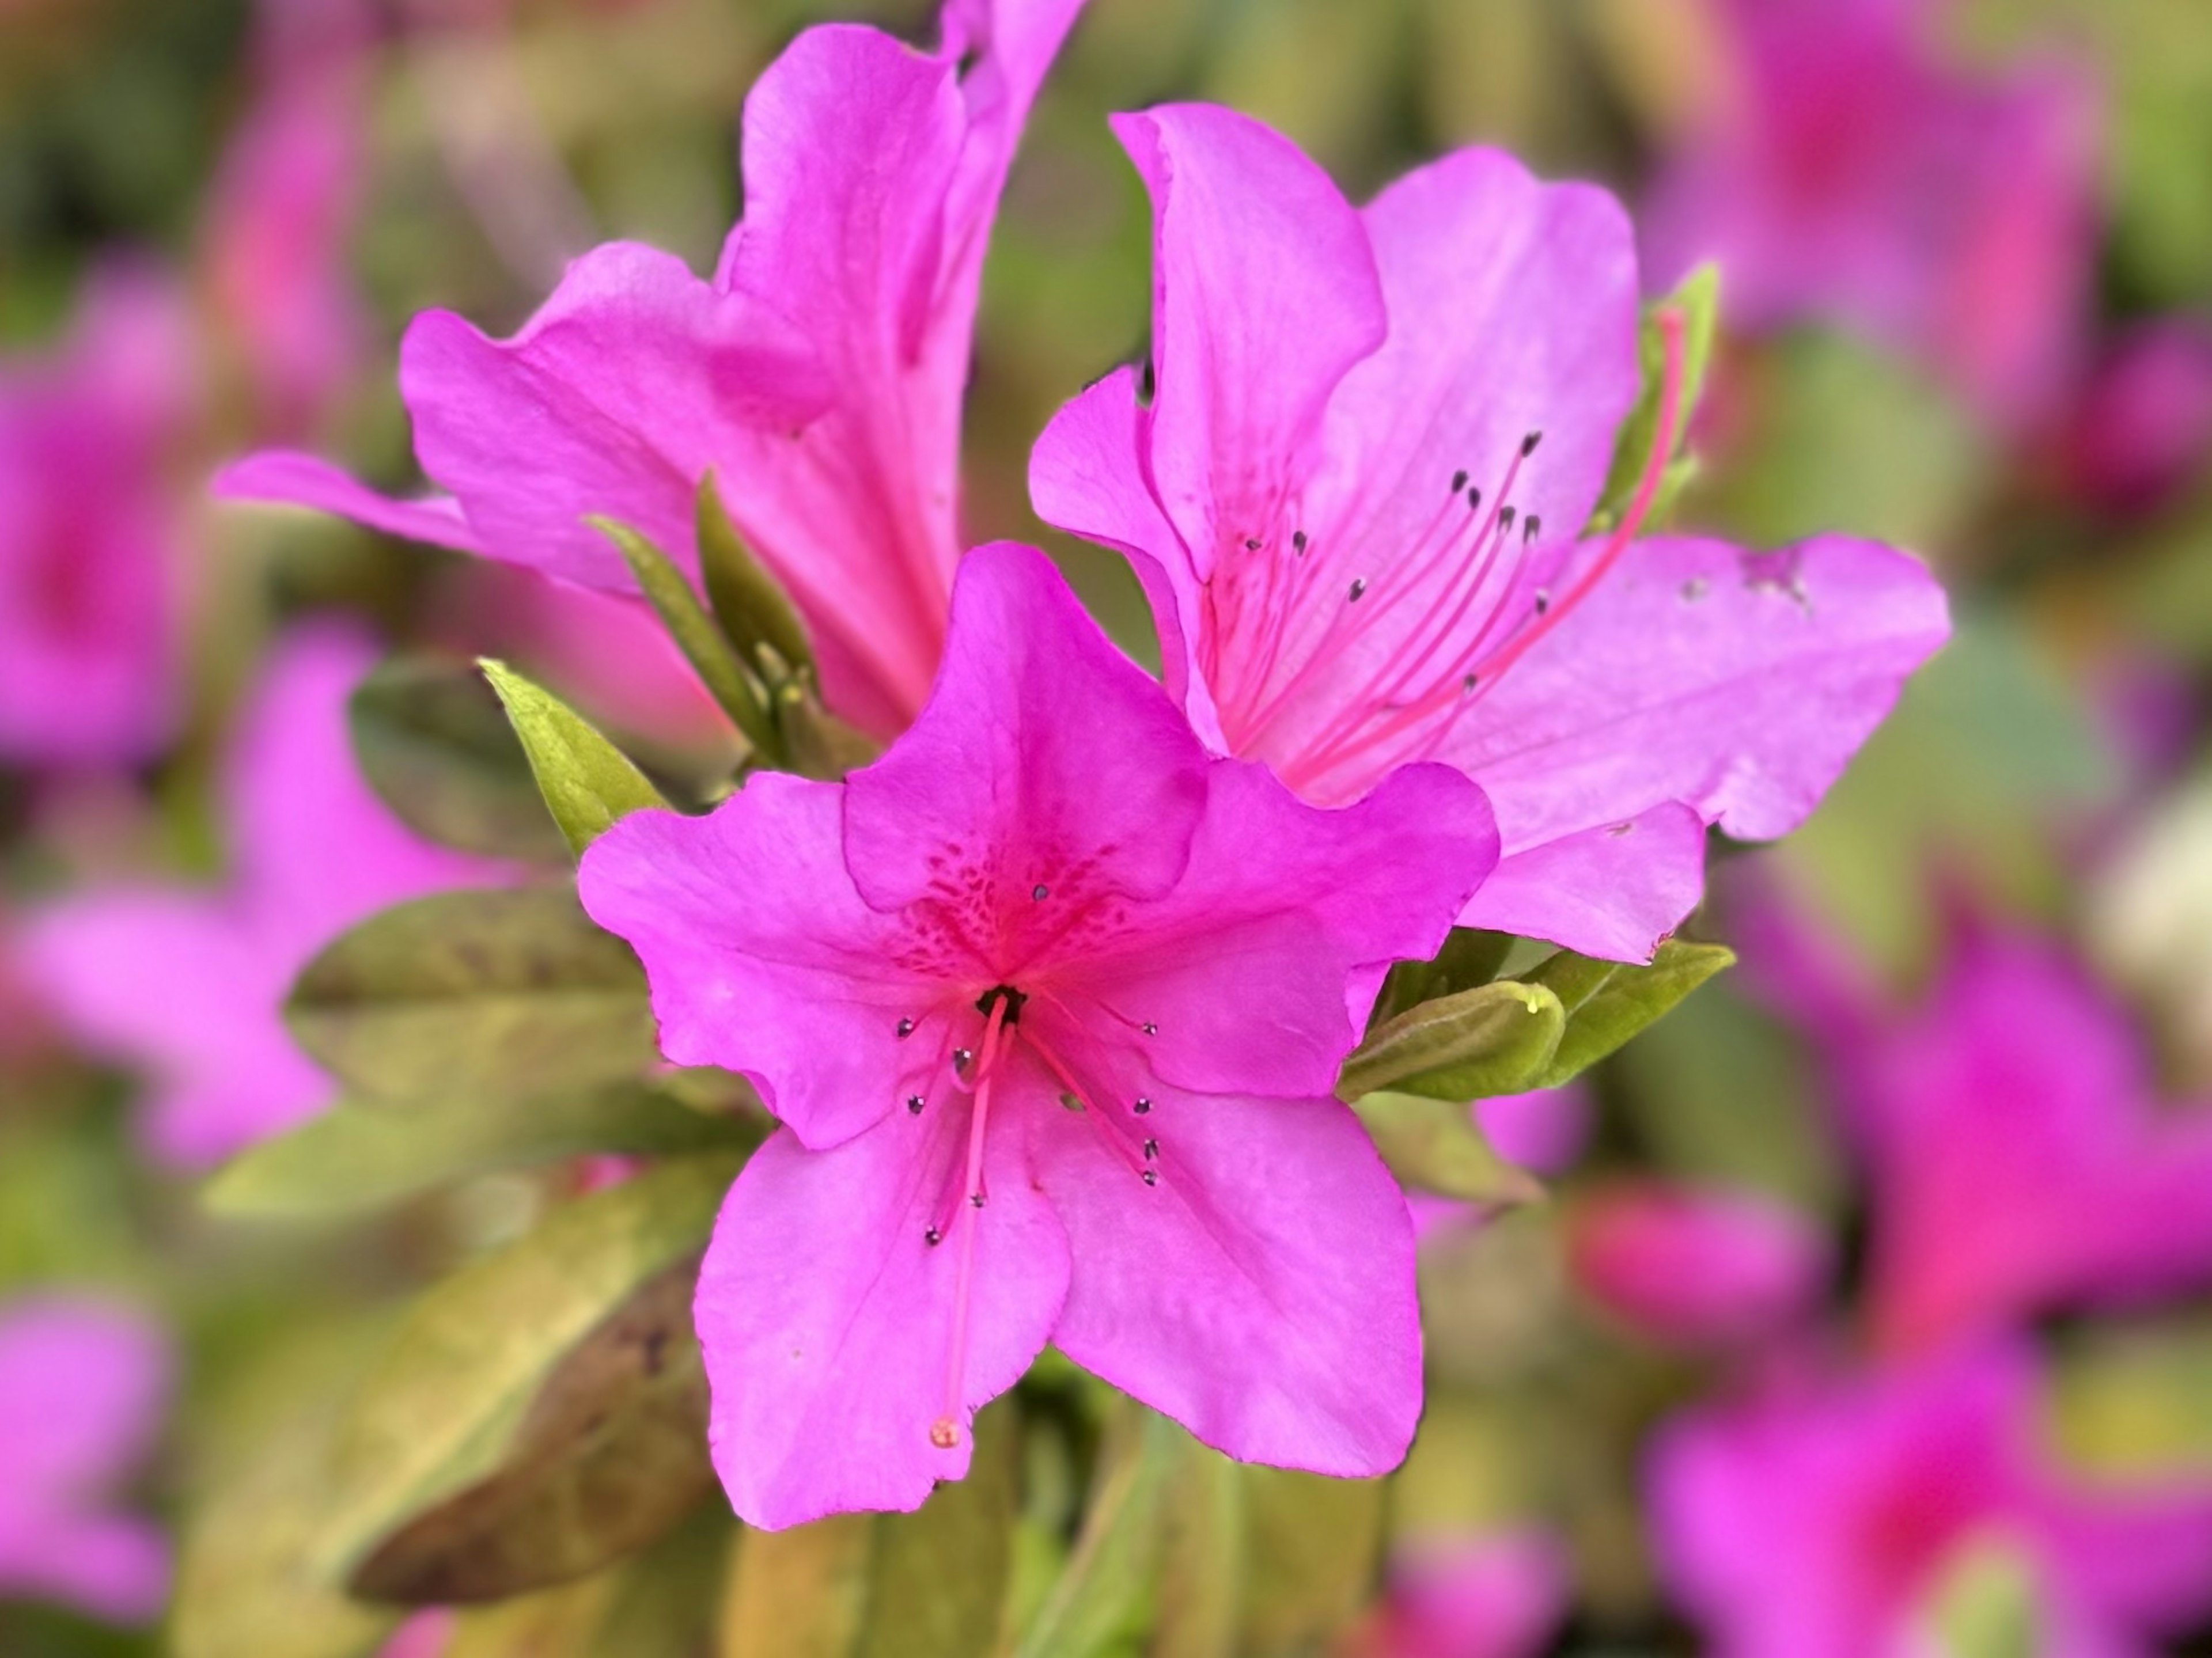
[1457,801,1707,962]
[213,451,483,554]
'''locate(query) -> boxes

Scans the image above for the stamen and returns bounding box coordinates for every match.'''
[907,1094,926,1114]
[1031,884,1049,901]
[1133,1096,1153,1116]
[896,1017,915,1038]
[1348,578,1368,602]
[931,995,1011,1451]
[1450,468,1469,494]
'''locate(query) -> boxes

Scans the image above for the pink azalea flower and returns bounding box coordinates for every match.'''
[578,543,1498,1528]
[1650,1343,2212,1657]
[22,622,510,1167]
[202,0,378,437]
[1568,1178,1829,1349]
[2055,318,2212,518]
[1029,104,1949,962]
[0,263,196,768]
[0,1296,172,1624]
[218,0,1087,738]
[1641,0,2098,427]
[1747,905,2212,1356]
[1340,1529,1569,1658]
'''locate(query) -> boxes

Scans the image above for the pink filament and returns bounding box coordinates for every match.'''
[933,994,1009,1450]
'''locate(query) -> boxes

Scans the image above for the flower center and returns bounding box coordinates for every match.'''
[1206,308,1690,804]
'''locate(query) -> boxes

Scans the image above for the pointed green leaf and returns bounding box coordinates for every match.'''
[480,659,669,856]
[1589,263,1721,534]
[1337,980,1565,1103]
[1528,938,1736,1087]
[204,1081,759,1222]
[350,657,570,862]
[696,475,816,684]
[1349,1091,1545,1211]
[1237,1467,1386,1656]
[592,517,778,757]
[1014,1402,1182,1658]
[323,1155,740,1603]
[285,886,660,1106]
[1371,927,1517,1027]
[775,681,881,780]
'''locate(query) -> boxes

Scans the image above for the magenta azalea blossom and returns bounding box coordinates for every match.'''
[1651,1344,2212,1658]
[1642,0,2097,427]
[24,623,509,1166]
[0,1296,172,1623]
[1747,905,2212,1356]
[1568,1178,1829,1350]
[1344,1530,1569,1658]
[579,543,1498,1528]
[219,0,1085,738]
[1029,104,1949,962]
[0,263,196,768]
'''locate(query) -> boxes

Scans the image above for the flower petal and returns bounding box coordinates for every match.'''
[213,450,482,553]
[1456,800,1707,963]
[581,775,952,1153]
[843,542,1210,918]
[1441,534,1950,853]
[695,1111,1069,1530]
[1030,1068,1421,1475]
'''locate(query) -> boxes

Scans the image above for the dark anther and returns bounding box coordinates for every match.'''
[1467,487,1483,513]
[1463,673,1479,692]
[1292,530,1308,553]
[1524,515,1542,544]
[970,1192,987,1208]
[1134,1096,1153,1116]
[953,1047,974,1071]
[1143,1138,1158,1159]
[1450,468,1469,494]
[925,1226,942,1246]
[907,1094,926,1115]
[1499,506,1517,532]
[1534,589,1551,616]
[896,1016,915,1038]
[1244,537,1262,551]
[974,985,1028,1023]
[1349,578,1368,602]
[1521,431,1542,457]
[1141,1169,1159,1187]
[1032,883,1049,901]
[1141,1022,1158,1036]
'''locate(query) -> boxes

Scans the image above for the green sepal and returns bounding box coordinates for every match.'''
[283,886,660,1108]
[696,474,816,686]
[1526,937,1736,1088]
[1337,979,1566,1103]
[1588,263,1721,534]
[480,658,670,856]
[1349,1090,1546,1211]
[592,516,780,760]
[317,1155,741,1603]
[350,656,570,862]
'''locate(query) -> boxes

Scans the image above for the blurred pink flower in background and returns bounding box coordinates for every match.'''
[0,1296,171,1623]
[1749,904,2212,1355]
[1031,103,1950,965]
[1651,1342,2212,1657]
[0,263,197,769]
[202,0,378,438]
[1641,0,2099,428]
[23,622,510,1166]
[221,0,1088,738]
[2055,317,2212,517]
[580,544,1497,1528]
[1568,1178,1830,1349]
[1339,1530,1569,1658]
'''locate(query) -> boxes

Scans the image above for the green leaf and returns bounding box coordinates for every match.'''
[1337,980,1565,1103]
[204,1080,759,1222]
[1371,927,1517,1027]
[1589,263,1720,534]
[1236,1467,1386,1657]
[1014,1402,1181,1658]
[285,886,660,1107]
[774,682,882,781]
[696,474,816,685]
[481,659,671,856]
[351,657,572,862]
[592,517,778,758]
[719,1401,1020,1658]
[1152,1439,1245,1658]
[1349,1091,1545,1211]
[1925,1536,2041,1658]
[1527,938,1735,1088]
[321,1155,740,1602]
[172,1321,405,1658]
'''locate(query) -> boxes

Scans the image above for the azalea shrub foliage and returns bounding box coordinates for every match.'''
[10,0,2212,1654]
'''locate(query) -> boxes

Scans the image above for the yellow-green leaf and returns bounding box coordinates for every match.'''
[593,516,778,757]
[1350,1091,1545,1211]
[481,658,670,856]
[351,656,570,862]
[1528,938,1735,1087]
[1338,980,1565,1103]
[696,474,815,684]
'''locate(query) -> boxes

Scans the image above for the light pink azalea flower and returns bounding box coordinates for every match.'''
[0,1296,172,1623]
[1651,1344,2212,1657]
[219,0,1086,739]
[202,0,378,438]
[1568,1178,1829,1349]
[1340,1530,1569,1658]
[1745,905,2212,1356]
[0,263,196,768]
[579,544,1498,1529]
[23,623,510,1167]
[1029,104,1949,962]
[1641,0,2098,427]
